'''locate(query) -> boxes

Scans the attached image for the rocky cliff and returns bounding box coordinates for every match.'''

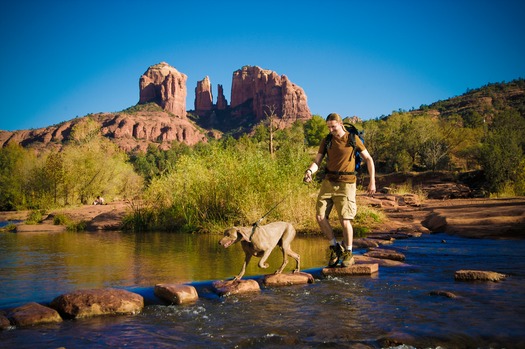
[139,62,187,118]
[1,62,312,152]
[230,66,310,123]
[0,108,207,153]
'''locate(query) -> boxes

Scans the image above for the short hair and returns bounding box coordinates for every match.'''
[326,113,343,122]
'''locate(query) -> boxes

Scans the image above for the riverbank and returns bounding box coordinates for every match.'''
[2,195,524,239]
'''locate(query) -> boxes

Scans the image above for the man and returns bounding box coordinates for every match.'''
[303,113,376,267]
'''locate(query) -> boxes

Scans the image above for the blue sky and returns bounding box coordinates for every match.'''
[1,0,524,131]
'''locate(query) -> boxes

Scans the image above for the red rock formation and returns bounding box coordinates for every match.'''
[194,76,213,116]
[230,66,311,125]
[139,62,187,117]
[216,84,227,110]
[0,111,207,153]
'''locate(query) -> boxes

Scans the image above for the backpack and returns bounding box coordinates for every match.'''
[322,122,364,172]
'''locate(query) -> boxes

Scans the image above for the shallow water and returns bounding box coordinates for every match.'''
[1,229,525,348]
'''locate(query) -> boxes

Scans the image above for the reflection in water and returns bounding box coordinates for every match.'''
[1,231,525,348]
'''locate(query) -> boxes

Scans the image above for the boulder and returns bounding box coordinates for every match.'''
[212,279,260,297]
[364,248,406,261]
[262,272,314,287]
[154,284,199,305]
[454,270,506,282]
[50,288,144,319]
[8,302,62,327]
[1,311,13,330]
[322,263,379,276]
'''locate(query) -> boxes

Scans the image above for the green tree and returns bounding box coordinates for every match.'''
[304,115,328,147]
[0,144,29,210]
[479,110,525,194]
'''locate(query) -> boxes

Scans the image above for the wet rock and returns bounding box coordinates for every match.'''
[364,248,406,261]
[212,279,260,296]
[50,288,144,319]
[429,290,459,299]
[454,270,506,282]
[8,302,62,327]
[355,255,408,267]
[154,284,198,305]
[322,263,379,276]
[262,272,314,287]
[0,311,12,330]
[353,238,380,248]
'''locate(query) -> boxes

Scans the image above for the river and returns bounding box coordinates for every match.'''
[1,229,524,348]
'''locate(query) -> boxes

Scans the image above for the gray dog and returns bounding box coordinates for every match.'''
[219,221,301,280]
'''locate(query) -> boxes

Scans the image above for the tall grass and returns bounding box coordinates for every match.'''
[124,134,382,234]
[138,139,318,233]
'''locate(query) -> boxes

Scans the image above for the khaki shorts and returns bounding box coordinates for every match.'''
[316,179,357,220]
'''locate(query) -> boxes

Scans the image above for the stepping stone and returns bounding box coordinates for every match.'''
[364,249,406,261]
[8,302,62,327]
[212,279,260,297]
[322,263,379,276]
[154,284,199,305]
[50,288,144,319]
[262,272,314,287]
[454,269,506,282]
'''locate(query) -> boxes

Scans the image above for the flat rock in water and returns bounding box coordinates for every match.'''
[364,249,406,261]
[8,302,62,327]
[212,279,260,296]
[262,272,314,287]
[355,255,408,267]
[454,269,506,282]
[322,263,379,276]
[154,284,198,305]
[50,288,144,319]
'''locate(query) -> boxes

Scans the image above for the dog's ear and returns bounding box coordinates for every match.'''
[236,227,251,242]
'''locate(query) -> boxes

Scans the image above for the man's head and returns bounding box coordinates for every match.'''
[326,113,344,136]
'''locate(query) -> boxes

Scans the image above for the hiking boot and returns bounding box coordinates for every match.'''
[341,250,355,267]
[328,243,345,267]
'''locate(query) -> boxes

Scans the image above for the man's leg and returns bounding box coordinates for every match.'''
[339,219,355,266]
[340,218,354,250]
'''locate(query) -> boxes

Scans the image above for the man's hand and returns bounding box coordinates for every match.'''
[303,169,313,183]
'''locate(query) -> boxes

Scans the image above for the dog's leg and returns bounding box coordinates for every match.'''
[281,224,300,273]
[275,245,288,274]
[234,254,251,280]
[257,250,272,269]
[287,247,301,273]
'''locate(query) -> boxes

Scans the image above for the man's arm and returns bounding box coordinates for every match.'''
[360,149,376,194]
[303,153,324,183]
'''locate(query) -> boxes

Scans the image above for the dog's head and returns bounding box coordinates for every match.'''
[218,227,244,248]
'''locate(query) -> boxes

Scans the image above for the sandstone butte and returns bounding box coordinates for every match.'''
[0,62,311,153]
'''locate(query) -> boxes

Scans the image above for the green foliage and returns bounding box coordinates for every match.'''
[304,115,328,146]
[26,210,46,224]
[137,136,316,232]
[479,110,525,195]
[121,102,165,114]
[0,132,143,210]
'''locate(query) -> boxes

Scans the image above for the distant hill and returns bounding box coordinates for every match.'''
[411,78,525,126]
